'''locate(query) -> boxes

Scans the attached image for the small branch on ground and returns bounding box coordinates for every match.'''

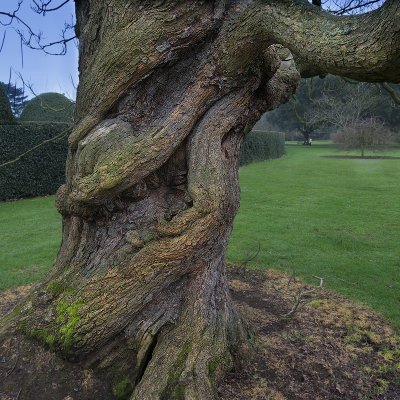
[5,341,19,378]
[272,273,325,319]
[238,242,261,274]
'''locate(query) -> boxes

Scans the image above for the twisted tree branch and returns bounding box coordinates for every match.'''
[253,0,400,83]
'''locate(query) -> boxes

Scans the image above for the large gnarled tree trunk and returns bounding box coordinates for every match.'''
[1,1,400,399]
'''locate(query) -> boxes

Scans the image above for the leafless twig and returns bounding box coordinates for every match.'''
[317,0,384,15]
[283,275,324,318]
[381,82,400,106]
[32,0,71,15]
[0,0,76,55]
[16,71,75,113]
[239,242,261,274]
[5,342,19,378]
[272,273,325,319]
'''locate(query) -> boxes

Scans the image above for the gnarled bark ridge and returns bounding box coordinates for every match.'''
[1,1,400,399]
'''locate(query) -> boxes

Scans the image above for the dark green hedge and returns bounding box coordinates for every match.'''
[0,85,15,125]
[0,123,71,201]
[0,126,283,201]
[240,130,285,165]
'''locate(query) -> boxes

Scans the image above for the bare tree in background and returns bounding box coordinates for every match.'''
[332,117,394,157]
[310,82,383,129]
[312,81,397,156]
[260,75,399,141]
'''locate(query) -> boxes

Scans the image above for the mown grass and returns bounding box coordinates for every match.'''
[1,142,399,330]
[0,196,61,290]
[227,141,400,330]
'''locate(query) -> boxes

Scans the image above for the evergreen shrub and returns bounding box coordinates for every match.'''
[240,130,285,165]
[0,86,16,125]
[0,123,70,200]
[0,127,284,201]
[19,93,74,123]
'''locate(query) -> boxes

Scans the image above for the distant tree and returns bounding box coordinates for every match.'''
[285,76,339,142]
[368,83,400,130]
[0,85,15,125]
[331,118,393,157]
[0,82,28,117]
[261,76,400,140]
[257,75,342,140]
[313,82,382,129]
[19,92,74,123]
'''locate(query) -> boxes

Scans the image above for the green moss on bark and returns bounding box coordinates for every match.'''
[30,328,57,349]
[56,299,83,350]
[112,376,134,400]
[161,341,193,400]
[47,281,76,297]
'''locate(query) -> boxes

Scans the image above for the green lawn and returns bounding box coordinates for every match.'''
[228,142,400,330]
[1,142,400,330]
[0,196,61,289]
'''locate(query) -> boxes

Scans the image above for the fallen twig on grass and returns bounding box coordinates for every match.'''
[272,273,325,319]
[238,242,261,274]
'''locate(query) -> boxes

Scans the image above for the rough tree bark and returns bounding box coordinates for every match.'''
[1,1,400,399]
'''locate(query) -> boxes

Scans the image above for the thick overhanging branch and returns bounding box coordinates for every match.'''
[252,0,400,83]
